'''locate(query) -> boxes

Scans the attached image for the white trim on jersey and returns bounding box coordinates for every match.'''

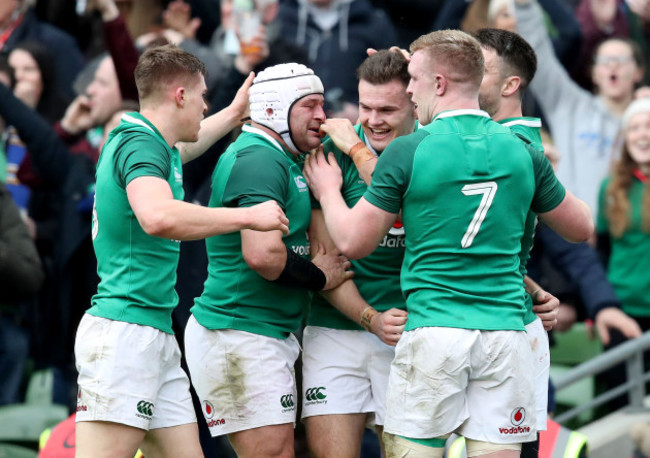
[242,124,286,153]
[121,113,155,133]
[502,118,542,128]
[433,109,491,122]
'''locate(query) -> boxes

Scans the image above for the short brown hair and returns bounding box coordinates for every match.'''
[410,29,484,87]
[134,44,207,101]
[356,50,410,87]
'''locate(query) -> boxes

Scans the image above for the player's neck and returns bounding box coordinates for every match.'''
[139,107,179,148]
[492,102,523,122]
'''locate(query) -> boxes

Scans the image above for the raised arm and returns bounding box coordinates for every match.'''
[177,72,254,164]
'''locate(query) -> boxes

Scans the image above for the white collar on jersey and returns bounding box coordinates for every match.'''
[501,118,542,128]
[432,109,491,122]
[242,124,286,153]
[121,113,155,133]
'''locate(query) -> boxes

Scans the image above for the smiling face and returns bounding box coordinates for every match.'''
[358,78,415,153]
[288,93,326,152]
[592,40,642,102]
[626,111,650,167]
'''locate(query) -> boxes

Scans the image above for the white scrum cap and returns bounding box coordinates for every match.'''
[249,63,324,153]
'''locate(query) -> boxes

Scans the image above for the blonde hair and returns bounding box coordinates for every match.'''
[409,29,484,87]
[606,99,650,237]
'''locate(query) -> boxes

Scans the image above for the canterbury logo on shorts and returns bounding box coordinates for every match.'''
[304,387,327,401]
[280,394,295,408]
[136,400,155,417]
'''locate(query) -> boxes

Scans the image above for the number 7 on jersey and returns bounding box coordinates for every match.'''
[460,181,498,248]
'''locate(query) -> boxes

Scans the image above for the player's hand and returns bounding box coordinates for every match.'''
[595,307,642,345]
[246,200,289,234]
[311,243,353,290]
[319,118,361,154]
[370,308,408,346]
[366,46,410,61]
[531,288,559,331]
[303,147,343,202]
[230,71,255,123]
[61,95,94,135]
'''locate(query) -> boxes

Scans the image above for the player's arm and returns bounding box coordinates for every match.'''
[309,210,406,345]
[241,217,353,289]
[126,176,289,240]
[524,275,559,331]
[538,191,594,243]
[177,72,254,164]
[319,119,377,185]
[304,151,397,259]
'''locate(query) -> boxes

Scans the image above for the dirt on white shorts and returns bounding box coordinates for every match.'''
[384,327,537,444]
[74,314,196,430]
[525,318,549,431]
[301,326,395,426]
[184,315,300,437]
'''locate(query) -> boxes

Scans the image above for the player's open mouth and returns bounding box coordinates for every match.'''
[369,128,391,139]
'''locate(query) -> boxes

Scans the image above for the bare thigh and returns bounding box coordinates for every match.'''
[229,423,295,458]
[305,413,368,458]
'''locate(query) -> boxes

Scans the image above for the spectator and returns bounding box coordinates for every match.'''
[597,97,650,405]
[278,0,397,120]
[0,0,85,99]
[0,181,44,405]
[8,41,70,124]
[515,0,644,218]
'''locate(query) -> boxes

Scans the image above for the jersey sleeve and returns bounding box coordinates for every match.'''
[597,177,610,233]
[115,136,170,187]
[363,136,414,214]
[528,144,566,214]
[222,145,289,209]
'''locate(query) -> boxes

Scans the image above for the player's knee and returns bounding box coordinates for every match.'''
[465,438,521,457]
[383,433,445,458]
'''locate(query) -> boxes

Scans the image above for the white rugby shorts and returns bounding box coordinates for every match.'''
[184,315,300,436]
[301,326,395,425]
[384,327,537,444]
[525,317,550,431]
[75,314,196,430]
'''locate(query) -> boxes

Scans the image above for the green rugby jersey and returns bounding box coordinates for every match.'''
[500,117,544,326]
[89,112,184,334]
[364,110,565,331]
[598,176,650,317]
[191,125,312,339]
[309,123,416,330]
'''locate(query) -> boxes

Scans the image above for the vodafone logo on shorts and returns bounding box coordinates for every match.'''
[202,400,226,427]
[202,400,215,419]
[498,407,531,435]
[511,407,525,426]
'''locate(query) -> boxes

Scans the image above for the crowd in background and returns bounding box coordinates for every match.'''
[3,0,650,455]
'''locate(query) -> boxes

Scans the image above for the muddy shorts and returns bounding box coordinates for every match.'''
[184,315,300,436]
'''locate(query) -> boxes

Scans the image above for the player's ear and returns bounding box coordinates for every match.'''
[175,87,185,106]
[502,76,520,97]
